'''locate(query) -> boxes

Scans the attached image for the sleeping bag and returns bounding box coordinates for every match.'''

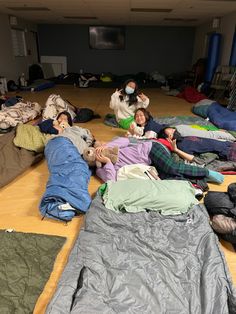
[207,103,236,131]
[39,137,91,221]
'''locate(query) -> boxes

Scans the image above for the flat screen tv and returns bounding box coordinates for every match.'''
[89,26,125,50]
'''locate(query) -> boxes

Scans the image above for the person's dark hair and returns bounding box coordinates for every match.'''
[134,108,152,125]
[57,111,73,126]
[119,79,139,106]
[158,127,169,139]
[158,127,182,141]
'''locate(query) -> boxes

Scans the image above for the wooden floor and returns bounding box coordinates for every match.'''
[1,85,236,313]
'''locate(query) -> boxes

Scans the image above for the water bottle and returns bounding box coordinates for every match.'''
[19,73,26,87]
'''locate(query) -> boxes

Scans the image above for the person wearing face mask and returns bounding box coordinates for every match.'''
[159,126,236,163]
[109,79,149,129]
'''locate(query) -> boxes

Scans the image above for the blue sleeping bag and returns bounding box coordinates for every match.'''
[39,137,91,221]
[208,103,236,131]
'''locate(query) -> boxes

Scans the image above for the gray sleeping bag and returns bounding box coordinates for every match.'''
[46,194,236,314]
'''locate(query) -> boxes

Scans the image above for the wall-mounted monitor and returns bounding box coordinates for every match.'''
[89,26,125,50]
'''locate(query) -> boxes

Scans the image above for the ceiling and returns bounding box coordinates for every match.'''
[0,0,236,26]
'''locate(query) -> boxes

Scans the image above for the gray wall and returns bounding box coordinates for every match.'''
[0,13,38,82]
[192,11,236,65]
[38,25,195,76]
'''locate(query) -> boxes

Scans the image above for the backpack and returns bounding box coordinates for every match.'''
[28,64,44,84]
[74,108,100,123]
[7,80,18,91]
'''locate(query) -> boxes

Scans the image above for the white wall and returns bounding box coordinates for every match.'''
[192,11,236,65]
[0,13,38,82]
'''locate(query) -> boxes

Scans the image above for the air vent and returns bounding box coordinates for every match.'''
[64,16,97,20]
[7,7,50,11]
[131,8,172,13]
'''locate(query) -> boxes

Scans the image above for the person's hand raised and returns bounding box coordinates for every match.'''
[138,93,147,101]
[116,88,122,95]
[167,138,178,152]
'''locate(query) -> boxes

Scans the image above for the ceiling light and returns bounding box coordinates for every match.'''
[7,7,50,11]
[131,8,172,13]
[63,16,97,20]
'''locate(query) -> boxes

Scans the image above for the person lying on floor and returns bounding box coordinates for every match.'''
[58,125,95,155]
[12,110,94,156]
[158,127,236,162]
[128,108,235,142]
[109,79,149,129]
[94,137,224,185]
[127,108,166,137]
[38,111,73,135]
[39,110,95,154]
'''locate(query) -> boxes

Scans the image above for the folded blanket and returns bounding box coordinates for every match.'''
[14,124,51,152]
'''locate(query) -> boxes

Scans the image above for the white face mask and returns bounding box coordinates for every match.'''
[125,86,135,94]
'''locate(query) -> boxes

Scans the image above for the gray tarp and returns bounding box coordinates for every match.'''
[46,194,236,314]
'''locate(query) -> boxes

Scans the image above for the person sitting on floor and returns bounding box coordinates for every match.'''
[109,79,149,129]
[94,137,224,186]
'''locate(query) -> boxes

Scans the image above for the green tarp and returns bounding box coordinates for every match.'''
[0,230,66,314]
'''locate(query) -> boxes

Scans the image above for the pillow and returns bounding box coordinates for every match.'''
[103,179,198,215]
[192,104,210,118]
[176,124,235,141]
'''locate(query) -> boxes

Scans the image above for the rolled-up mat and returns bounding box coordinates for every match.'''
[205,33,222,83]
[229,31,236,66]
